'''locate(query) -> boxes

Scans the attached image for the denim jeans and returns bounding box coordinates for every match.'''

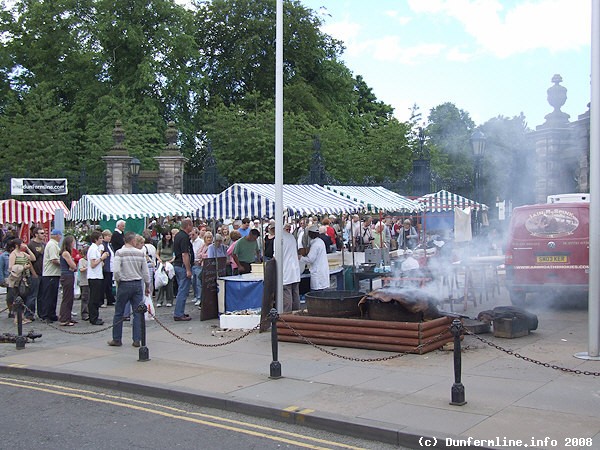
[112,280,143,343]
[192,265,202,300]
[174,265,191,318]
[25,275,41,319]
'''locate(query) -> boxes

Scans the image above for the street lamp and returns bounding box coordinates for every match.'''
[470,130,487,235]
[412,127,431,196]
[129,157,141,194]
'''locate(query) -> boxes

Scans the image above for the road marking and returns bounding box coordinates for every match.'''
[0,377,363,450]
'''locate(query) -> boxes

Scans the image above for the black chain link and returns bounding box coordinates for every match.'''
[463,328,600,377]
[277,316,452,362]
[0,306,9,314]
[22,304,127,335]
[150,311,265,347]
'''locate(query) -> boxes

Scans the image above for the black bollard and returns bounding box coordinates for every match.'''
[136,303,150,362]
[14,297,26,350]
[449,319,466,405]
[268,308,281,379]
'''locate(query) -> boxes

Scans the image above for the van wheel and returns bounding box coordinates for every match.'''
[509,290,526,306]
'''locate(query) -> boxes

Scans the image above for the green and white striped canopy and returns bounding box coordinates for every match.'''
[68,194,196,221]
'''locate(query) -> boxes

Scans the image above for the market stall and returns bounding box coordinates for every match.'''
[68,193,195,221]
[324,185,422,214]
[416,189,488,239]
[174,194,216,218]
[1,199,70,242]
[200,183,362,219]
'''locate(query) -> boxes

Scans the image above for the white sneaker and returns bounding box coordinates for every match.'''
[194,299,201,306]
[166,303,172,307]
[156,303,163,307]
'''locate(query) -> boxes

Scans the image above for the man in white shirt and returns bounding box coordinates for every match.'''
[38,228,62,323]
[87,230,109,325]
[280,226,301,312]
[299,226,330,291]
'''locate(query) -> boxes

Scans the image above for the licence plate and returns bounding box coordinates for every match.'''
[536,255,568,263]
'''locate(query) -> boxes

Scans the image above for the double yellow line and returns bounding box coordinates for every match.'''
[0,376,364,450]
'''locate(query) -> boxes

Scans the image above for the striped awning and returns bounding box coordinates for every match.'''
[68,194,196,221]
[200,184,362,219]
[21,200,69,222]
[416,190,488,212]
[174,194,216,217]
[0,199,41,224]
[324,185,422,213]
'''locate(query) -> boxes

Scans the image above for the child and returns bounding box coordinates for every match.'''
[78,246,89,321]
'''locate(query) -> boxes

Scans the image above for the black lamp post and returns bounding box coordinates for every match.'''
[129,157,141,194]
[470,130,487,235]
[412,127,431,196]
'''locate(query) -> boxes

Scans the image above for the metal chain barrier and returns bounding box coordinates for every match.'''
[463,328,600,377]
[150,311,266,347]
[22,304,128,335]
[0,306,9,315]
[277,316,452,362]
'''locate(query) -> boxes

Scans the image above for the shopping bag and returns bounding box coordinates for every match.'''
[144,294,155,321]
[164,261,175,279]
[154,263,168,289]
[74,272,81,298]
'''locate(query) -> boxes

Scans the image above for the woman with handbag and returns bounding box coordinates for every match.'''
[58,235,78,326]
[6,238,36,322]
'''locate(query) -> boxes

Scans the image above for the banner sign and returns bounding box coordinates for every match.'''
[11,178,68,196]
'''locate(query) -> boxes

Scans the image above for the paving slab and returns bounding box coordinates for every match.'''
[360,400,488,435]
[464,405,600,448]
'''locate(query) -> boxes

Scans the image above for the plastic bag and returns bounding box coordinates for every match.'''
[164,261,175,279]
[74,273,81,298]
[144,294,154,321]
[154,263,168,289]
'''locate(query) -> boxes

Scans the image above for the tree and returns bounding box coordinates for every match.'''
[426,102,476,196]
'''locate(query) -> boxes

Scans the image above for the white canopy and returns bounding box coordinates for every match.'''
[200,184,361,219]
[324,185,422,213]
[68,194,195,221]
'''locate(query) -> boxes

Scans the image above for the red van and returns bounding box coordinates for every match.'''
[504,202,589,305]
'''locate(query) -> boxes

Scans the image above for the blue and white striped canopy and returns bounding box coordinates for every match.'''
[68,194,196,221]
[174,194,216,217]
[416,190,488,212]
[324,185,422,213]
[200,184,362,219]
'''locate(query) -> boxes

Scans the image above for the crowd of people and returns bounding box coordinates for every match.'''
[0,213,425,344]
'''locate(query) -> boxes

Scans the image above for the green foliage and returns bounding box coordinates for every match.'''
[425,102,476,196]
[0,0,413,192]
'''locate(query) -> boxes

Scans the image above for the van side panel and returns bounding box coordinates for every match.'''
[505,204,589,294]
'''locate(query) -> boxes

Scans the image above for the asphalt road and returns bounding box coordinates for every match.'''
[0,374,408,450]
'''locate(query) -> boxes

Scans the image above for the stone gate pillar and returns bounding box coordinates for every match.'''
[102,120,133,194]
[530,75,573,203]
[154,121,187,194]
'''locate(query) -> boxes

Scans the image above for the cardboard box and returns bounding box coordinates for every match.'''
[219,314,261,330]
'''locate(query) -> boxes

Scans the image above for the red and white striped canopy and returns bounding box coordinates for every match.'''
[0,199,69,224]
[21,200,69,222]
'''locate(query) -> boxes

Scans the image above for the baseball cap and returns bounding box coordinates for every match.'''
[51,229,63,236]
[307,225,319,233]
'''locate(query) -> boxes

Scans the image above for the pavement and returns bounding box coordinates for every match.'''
[0,285,599,450]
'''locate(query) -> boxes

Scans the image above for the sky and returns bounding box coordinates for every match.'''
[299,0,592,128]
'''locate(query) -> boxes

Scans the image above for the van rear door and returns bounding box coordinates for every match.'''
[505,203,589,303]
